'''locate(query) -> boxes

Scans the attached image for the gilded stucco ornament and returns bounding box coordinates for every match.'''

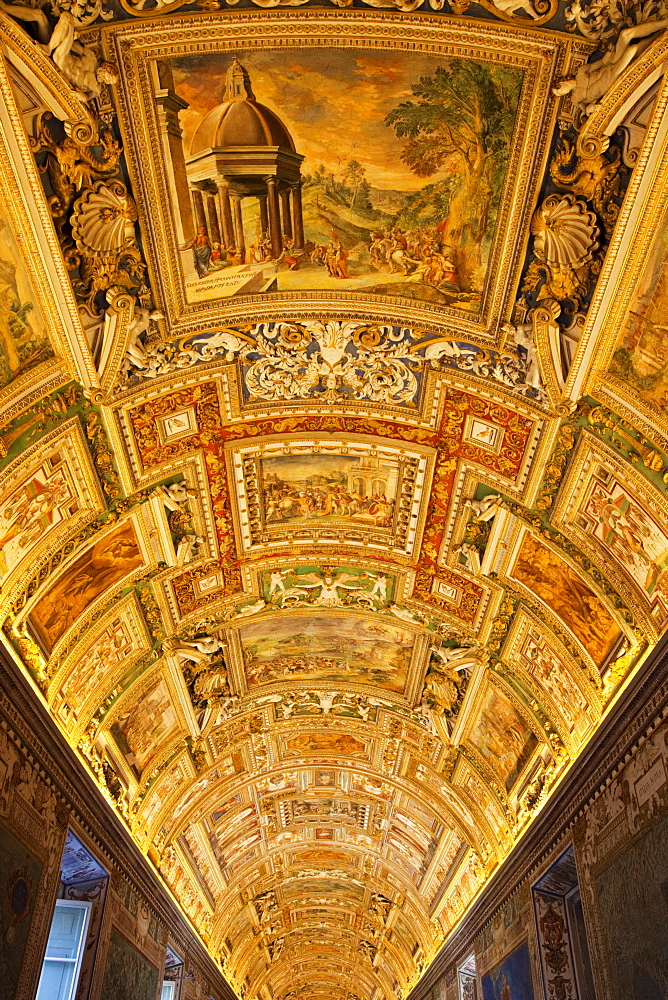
[550,134,624,237]
[35,116,149,309]
[421,644,487,733]
[523,193,600,309]
[119,321,545,402]
[565,0,668,41]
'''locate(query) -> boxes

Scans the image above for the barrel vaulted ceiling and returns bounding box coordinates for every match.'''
[1,0,668,996]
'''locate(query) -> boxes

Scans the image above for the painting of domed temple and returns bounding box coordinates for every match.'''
[158,50,523,311]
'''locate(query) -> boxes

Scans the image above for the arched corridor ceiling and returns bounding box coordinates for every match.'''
[1,1,668,997]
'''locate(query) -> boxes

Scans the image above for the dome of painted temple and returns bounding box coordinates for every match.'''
[189,58,296,154]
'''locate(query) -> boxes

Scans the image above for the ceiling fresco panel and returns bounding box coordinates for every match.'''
[1,2,668,999]
[107,13,559,333]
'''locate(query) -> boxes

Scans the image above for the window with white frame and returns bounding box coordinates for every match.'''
[35,899,92,1000]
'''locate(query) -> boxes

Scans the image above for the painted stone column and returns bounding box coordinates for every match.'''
[291,182,305,250]
[258,196,269,238]
[265,176,282,259]
[231,195,246,257]
[279,188,293,239]
[152,60,194,246]
[191,188,208,234]
[206,193,221,245]
[216,180,235,247]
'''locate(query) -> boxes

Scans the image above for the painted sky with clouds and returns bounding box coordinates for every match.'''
[172,48,486,192]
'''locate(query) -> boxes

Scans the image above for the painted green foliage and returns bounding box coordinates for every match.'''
[385,59,522,291]
[99,928,158,1000]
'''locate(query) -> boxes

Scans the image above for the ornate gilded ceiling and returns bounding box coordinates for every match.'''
[1,0,668,997]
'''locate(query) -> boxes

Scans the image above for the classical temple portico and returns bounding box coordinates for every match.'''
[185,58,304,260]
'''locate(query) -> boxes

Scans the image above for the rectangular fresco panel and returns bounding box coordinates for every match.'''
[262,565,394,609]
[511,533,622,667]
[165,50,523,312]
[0,449,80,584]
[481,941,535,1000]
[0,822,43,1000]
[0,194,54,389]
[259,454,397,528]
[577,474,668,602]
[60,616,137,717]
[239,614,414,691]
[28,522,143,653]
[98,927,158,1000]
[110,677,179,778]
[517,633,588,732]
[609,201,668,414]
[595,811,668,1000]
[468,685,538,793]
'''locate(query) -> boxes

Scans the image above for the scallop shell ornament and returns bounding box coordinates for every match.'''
[530,193,600,268]
[71,180,138,256]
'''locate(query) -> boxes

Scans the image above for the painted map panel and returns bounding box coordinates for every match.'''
[595,811,668,1000]
[481,941,535,1000]
[98,928,158,1000]
[0,823,43,1000]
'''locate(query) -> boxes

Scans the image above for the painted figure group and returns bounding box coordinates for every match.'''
[368,227,460,288]
[183,228,302,278]
[262,479,394,526]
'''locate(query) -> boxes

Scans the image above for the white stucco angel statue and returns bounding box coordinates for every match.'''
[553,19,668,113]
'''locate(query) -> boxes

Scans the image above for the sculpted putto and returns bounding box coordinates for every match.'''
[553,19,668,113]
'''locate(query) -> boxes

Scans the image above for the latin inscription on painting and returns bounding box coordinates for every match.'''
[161,50,523,313]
